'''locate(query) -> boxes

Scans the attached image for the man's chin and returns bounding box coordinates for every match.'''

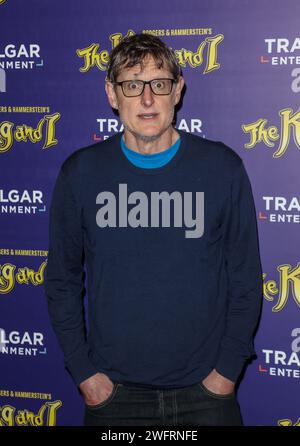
[125,125,171,143]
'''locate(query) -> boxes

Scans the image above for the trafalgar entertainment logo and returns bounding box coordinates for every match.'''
[0,328,47,357]
[0,188,46,215]
[0,43,43,71]
[260,37,300,92]
[259,195,300,224]
[0,41,43,93]
[93,117,205,142]
[262,37,300,66]
[258,328,300,379]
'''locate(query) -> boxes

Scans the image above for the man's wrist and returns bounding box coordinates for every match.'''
[202,369,235,394]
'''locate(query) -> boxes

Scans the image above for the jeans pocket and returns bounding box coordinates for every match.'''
[85,383,121,410]
[198,382,235,400]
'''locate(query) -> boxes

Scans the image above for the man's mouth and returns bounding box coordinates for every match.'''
[138,113,159,120]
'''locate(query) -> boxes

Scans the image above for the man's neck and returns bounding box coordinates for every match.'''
[123,127,179,155]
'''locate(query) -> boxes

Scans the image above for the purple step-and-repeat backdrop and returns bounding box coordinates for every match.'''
[0,0,299,426]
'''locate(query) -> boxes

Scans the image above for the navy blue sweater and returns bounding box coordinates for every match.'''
[44,129,262,389]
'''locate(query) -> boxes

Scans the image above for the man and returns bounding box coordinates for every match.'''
[44,33,262,426]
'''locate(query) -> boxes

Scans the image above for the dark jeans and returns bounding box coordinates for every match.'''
[83,381,243,426]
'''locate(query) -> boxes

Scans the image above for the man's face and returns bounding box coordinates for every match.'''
[105,55,184,143]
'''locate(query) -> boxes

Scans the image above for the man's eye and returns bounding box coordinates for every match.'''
[128,82,139,90]
[154,80,165,89]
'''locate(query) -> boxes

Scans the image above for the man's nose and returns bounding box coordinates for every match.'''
[141,83,155,106]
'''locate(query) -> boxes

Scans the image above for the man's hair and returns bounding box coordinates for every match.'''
[106,33,182,83]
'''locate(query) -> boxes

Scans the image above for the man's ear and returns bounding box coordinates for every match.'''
[105,80,119,110]
[174,76,185,106]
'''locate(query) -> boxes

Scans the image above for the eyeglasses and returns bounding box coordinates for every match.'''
[114,78,176,97]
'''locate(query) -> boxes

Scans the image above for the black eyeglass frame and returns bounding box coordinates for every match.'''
[113,78,177,97]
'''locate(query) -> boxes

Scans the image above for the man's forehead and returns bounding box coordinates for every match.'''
[119,56,170,78]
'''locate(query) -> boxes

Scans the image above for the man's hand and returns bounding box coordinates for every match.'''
[79,372,114,406]
[201,369,235,395]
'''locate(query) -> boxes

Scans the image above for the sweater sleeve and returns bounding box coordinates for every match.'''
[44,163,98,387]
[215,159,263,382]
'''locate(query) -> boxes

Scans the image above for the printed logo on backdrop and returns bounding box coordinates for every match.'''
[0,328,47,357]
[263,262,300,312]
[93,117,205,141]
[0,106,60,154]
[0,248,47,294]
[0,44,43,93]
[242,107,300,158]
[278,418,300,426]
[0,391,62,426]
[259,196,300,224]
[261,37,300,92]
[0,189,46,215]
[258,328,300,380]
[77,29,224,75]
[0,44,43,70]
